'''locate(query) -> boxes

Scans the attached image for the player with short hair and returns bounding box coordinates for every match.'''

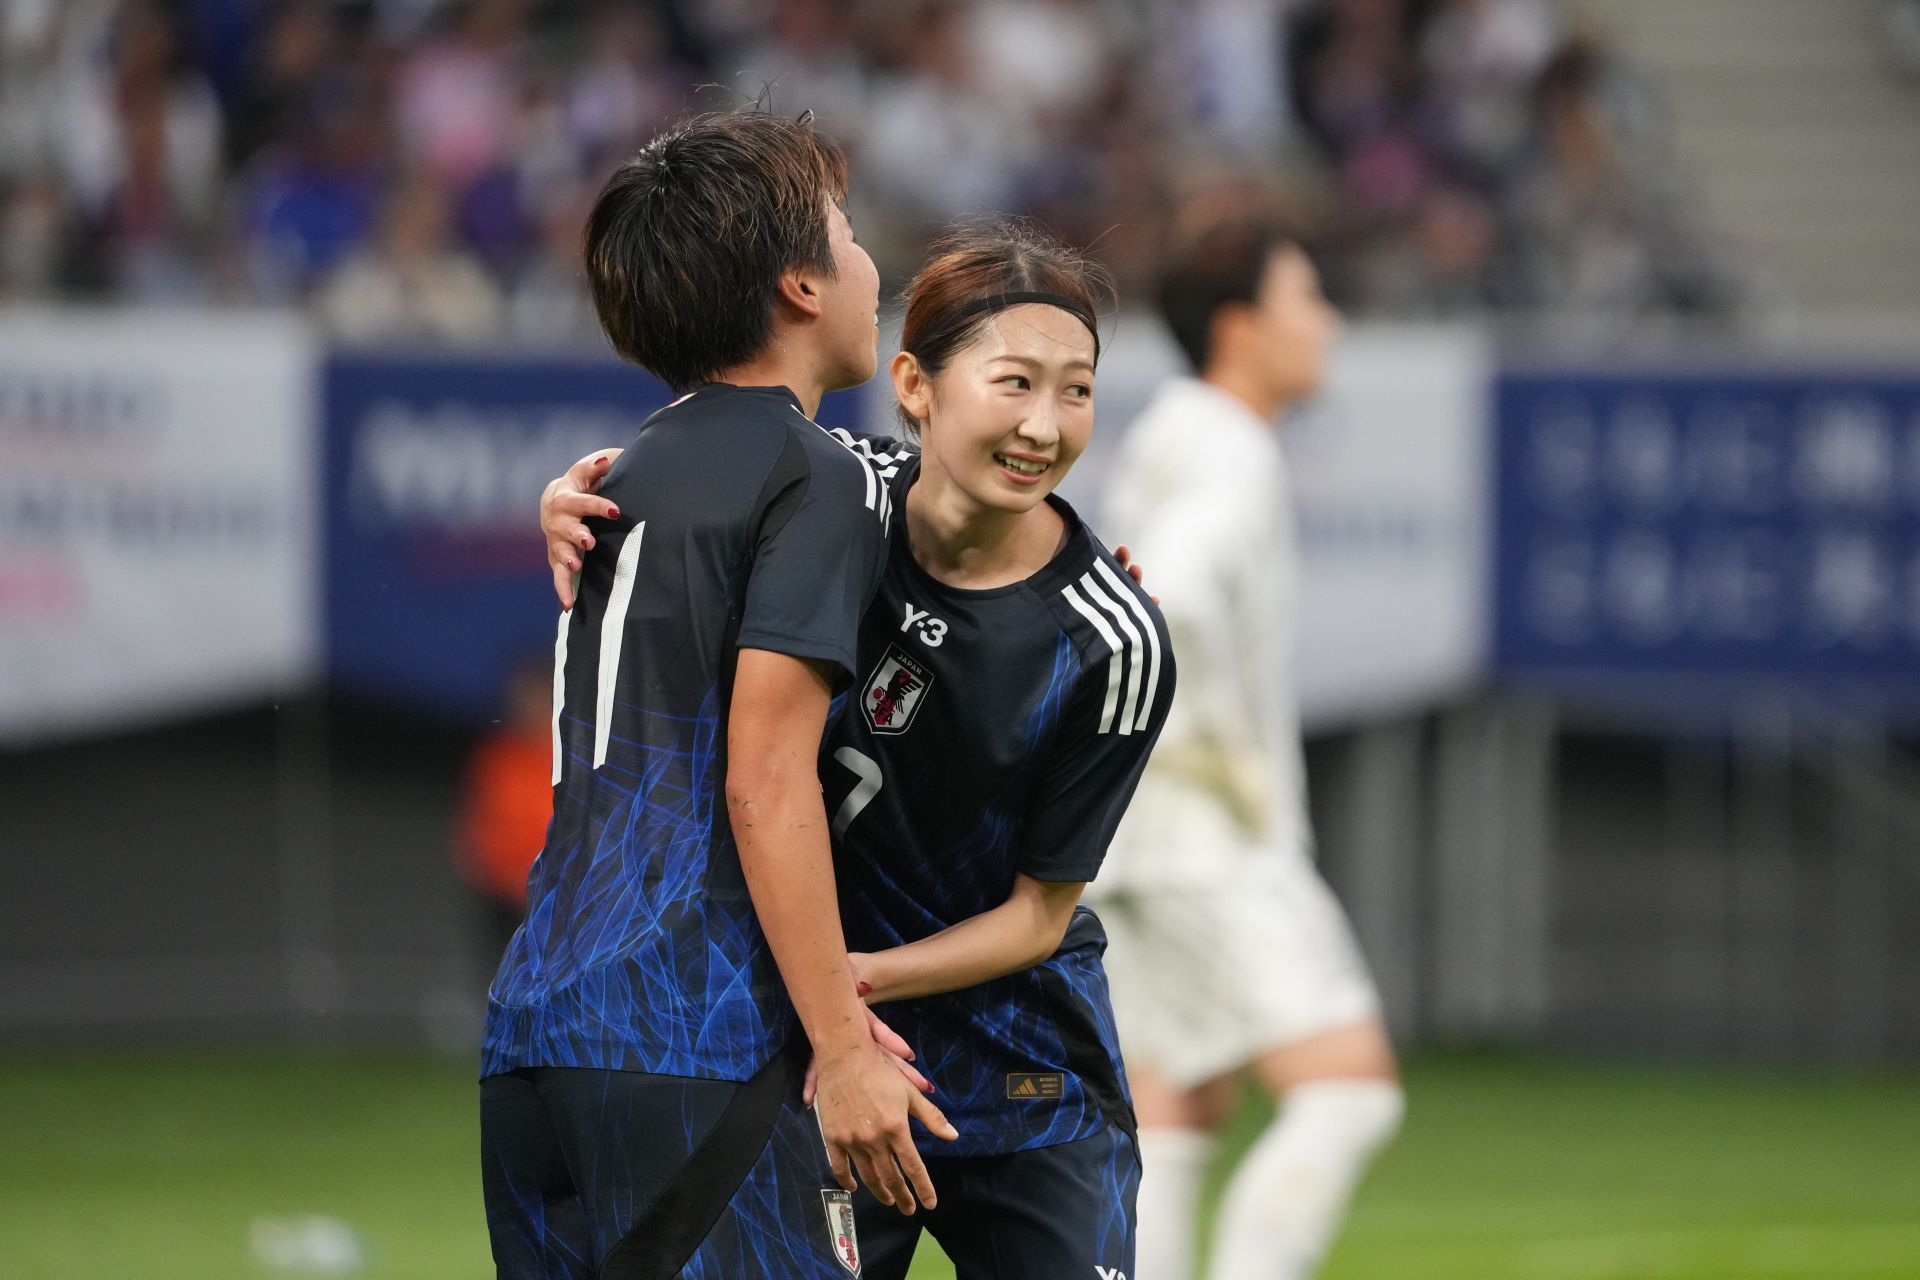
[480,109,953,1280]
[1091,201,1405,1280]
[541,221,1174,1279]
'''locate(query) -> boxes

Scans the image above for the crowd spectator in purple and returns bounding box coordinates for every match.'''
[394,0,519,192]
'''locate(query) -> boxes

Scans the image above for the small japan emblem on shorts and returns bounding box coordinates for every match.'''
[863,646,933,735]
[821,1188,861,1275]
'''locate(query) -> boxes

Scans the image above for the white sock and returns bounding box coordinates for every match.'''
[1208,1079,1404,1280]
[1135,1126,1212,1280]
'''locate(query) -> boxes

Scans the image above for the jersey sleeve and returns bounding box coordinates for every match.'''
[737,432,889,683]
[1016,597,1177,882]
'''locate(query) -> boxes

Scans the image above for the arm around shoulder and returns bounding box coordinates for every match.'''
[856,875,1087,1004]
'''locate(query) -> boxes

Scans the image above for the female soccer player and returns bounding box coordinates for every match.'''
[540,223,1172,1280]
[482,108,951,1280]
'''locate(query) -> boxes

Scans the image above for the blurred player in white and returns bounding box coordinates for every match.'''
[1091,198,1403,1280]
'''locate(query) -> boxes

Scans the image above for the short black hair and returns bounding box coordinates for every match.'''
[1154,209,1297,372]
[584,110,848,392]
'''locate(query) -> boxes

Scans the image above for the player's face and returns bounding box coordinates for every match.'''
[816,202,882,390]
[919,303,1096,513]
[1251,246,1340,402]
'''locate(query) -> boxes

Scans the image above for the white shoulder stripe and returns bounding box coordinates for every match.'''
[850,437,879,513]
[1060,582,1128,735]
[550,607,571,786]
[1079,569,1144,734]
[1093,557,1163,731]
[594,524,646,768]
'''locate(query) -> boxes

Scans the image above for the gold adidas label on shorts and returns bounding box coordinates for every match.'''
[1005,1073,1065,1100]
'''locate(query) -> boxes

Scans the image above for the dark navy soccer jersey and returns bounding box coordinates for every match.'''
[820,443,1175,1157]
[482,384,891,1085]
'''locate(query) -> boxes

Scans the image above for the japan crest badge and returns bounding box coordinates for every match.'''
[862,646,932,735]
[821,1188,861,1275]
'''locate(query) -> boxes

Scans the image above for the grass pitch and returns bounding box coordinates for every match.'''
[2,1051,1914,1279]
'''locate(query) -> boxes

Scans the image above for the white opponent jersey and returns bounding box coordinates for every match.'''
[1092,377,1313,889]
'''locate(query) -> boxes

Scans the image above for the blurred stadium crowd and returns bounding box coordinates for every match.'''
[0,0,1747,343]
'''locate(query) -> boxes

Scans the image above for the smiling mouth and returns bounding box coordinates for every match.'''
[994,453,1051,477]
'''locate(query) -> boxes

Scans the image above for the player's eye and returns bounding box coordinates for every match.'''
[1066,384,1092,400]
[999,375,1031,390]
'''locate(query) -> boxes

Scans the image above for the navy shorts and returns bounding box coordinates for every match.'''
[480,1040,862,1279]
[850,1123,1139,1280]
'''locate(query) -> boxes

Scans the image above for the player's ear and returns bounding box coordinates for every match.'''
[775,266,824,321]
[890,351,932,426]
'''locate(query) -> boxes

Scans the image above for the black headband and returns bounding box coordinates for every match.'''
[947,291,1102,361]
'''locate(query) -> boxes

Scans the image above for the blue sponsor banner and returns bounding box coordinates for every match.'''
[1494,367,1920,715]
[324,353,867,718]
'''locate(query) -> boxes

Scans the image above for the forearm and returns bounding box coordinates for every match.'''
[861,890,1074,1004]
[730,773,870,1060]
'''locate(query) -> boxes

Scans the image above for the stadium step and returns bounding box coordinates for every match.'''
[1557,0,1920,315]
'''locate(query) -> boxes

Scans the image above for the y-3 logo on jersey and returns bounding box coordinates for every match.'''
[863,645,933,735]
[1095,1268,1128,1280]
[900,603,948,647]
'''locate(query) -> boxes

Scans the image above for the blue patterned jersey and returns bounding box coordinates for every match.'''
[821,444,1175,1156]
[482,385,890,1083]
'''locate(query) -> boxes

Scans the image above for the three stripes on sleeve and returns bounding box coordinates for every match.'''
[1060,558,1163,736]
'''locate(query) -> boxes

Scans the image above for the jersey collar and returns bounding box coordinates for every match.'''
[691,382,806,415]
[891,454,1097,599]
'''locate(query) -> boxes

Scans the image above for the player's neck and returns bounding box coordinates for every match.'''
[1200,365,1287,426]
[712,347,832,419]
[904,464,1064,591]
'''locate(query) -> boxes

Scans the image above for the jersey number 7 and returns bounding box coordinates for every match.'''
[829,747,882,838]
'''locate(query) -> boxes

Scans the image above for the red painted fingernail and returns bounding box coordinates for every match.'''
[856,980,872,996]
[606,506,620,519]
[594,456,608,465]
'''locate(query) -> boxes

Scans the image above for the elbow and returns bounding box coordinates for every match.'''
[1005,877,1086,975]
[1020,907,1076,971]
[723,758,805,843]
[723,768,760,818]
[1042,905,1075,956]
[1021,940,1059,973]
